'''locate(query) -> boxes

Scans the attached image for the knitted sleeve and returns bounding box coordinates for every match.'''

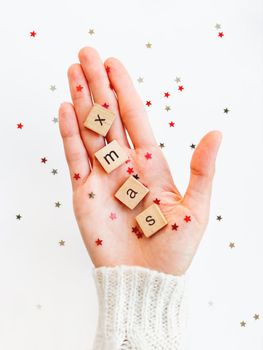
[91,264,187,350]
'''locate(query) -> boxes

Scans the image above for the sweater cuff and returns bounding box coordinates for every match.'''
[91,264,186,350]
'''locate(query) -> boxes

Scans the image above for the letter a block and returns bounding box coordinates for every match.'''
[115,176,149,209]
[94,140,127,173]
[135,203,167,237]
[83,103,116,136]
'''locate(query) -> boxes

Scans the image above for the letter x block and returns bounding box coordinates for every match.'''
[94,140,127,173]
[135,203,167,237]
[115,176,149,209]
[83,103,116,136]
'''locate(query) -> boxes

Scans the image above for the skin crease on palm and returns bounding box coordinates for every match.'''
[58,46,223,276]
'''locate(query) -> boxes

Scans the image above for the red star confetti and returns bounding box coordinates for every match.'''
[136,232,143,239]
[153,198,160,205]
[17,123,23,129]
[164,92,170,98]
[172,223,179,231]
[169,121,175,127]
[127,167,134,174]
[178,85,184,91]
[105,65,111,73]
[184,215,191,223]
[30,31,36,37]
[218,32,224,38]
[132,226,139,233]
[144,152,152,160]
[109,212,117,220]
[95,238,103,246]
[41,157,47,163]
[125,158,131,164]
[73,173,81,180]
[102,102,109,109]
[76,85,83,92]
[146,101,152,107]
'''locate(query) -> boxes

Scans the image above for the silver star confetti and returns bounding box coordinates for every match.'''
[137,77,144,83]
[51,169,58,175]
[50,85,56,92]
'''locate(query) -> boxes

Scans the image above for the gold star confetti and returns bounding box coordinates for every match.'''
[159,143,165,148]
[50,85,56,92]
[240,321,246,327]
[137,77,144,83]
[59,240,65,246]
[88,192,95,199]
[165,105,171,111]
[175,77,181,83]
[55,201,61,208]
[229,242,235,249]
[52,117,58,123]
[145,42,152,48]
[88,29,95,35]
[253,314,260,320]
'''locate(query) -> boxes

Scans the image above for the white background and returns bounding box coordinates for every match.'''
[0,0,262,349]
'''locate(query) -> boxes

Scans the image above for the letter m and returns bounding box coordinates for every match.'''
[103,150,119,164]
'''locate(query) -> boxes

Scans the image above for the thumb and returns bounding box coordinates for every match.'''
[183,130,223,218]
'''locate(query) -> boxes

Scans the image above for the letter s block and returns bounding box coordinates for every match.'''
[135,203,167,237]
[94,140,128,173]
[115,176,149,209]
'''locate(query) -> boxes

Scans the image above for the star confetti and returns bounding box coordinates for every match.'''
[214,23,221,30]
[253,314,260,320]
[102,102,109,108]
[229,242,235,249]
[240,321,246,327]
[16,214,22,220]
[184,215,191,223]
[59,240,65,246]
[136,232,143,239]
[178,85,184,91]
[218,32,224,38]
[190,144,196,149]
[50,85,56,92]
[88,29,95,35]
[137,77,144,83]
[95,238,103,246]
[88,192,95,199]
[175,77,181,83]
[51,169,58,175]
[146,101,152,107]
[17,122,23,129]
[30,31,36,37]
[76,85,83,92]
[164,92,170,98]
[41,157,47,163]
[144,152,152,160]
[216,215,223,221]
[169,121,175,127]
[73,173,81,180]
[55,201,61,208]
[153,198,160,205]
[145,42,152,48]
[109,212,117,220]
[172,223,179,231]
[159,143,165,148]
[52,117,58,123]
[127,167,134,174]
[165,105,171,111]
[133,174,139,179]
[132,226,139,234]
[224,108,230,114]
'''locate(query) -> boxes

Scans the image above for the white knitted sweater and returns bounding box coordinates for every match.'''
[91,265,187,350]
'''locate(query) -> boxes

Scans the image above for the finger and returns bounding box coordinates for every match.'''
[78,47,129,148]
[183,130,223,220]
[103,57,157,149]
[67,63,105,163]
[58,102,91,191]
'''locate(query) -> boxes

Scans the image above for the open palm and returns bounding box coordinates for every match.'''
[59,47,222,276]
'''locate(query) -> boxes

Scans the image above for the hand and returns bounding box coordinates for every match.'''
[58,47,222,276]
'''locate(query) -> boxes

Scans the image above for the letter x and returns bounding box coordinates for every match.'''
[94,114,106,126]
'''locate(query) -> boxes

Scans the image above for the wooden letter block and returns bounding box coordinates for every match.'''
[94,140,127,173]
[83,103,116,136]
[135,203,167,237]
[115,176,149,209]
